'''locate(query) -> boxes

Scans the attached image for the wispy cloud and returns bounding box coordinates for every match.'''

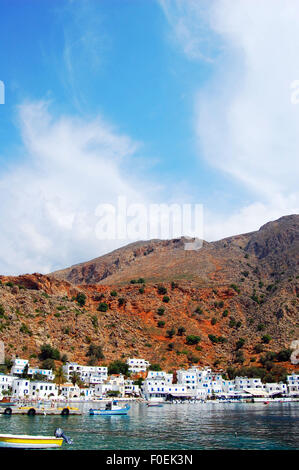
[58,0,109,110]
[159,0,299,235]
[158,0,220,61]
[0,101,150,274]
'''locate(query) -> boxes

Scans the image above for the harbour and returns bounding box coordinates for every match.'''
[0,401,298,450]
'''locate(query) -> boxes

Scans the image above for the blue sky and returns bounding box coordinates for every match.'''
[0,0,298,274]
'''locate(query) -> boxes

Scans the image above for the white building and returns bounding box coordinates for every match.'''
[62,363,108,385]
[94,374,125,398]
[124,379,140,396]
[60,383,81,399]
[0,374,14,394]
[234,376,263,392]
[28,367,54,381]
[11,379,30,398]
[11,359,28,376]
[264,383,287,396]
[127,358,150,374]
[29,381,58,399]
[287,374,299,395]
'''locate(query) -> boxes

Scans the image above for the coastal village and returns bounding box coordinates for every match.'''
[1,356,298,404]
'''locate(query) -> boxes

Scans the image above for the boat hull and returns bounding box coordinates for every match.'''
[90,405,130,415]
[0,434,63,448]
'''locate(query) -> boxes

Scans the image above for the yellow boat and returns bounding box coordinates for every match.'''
[0,433,63,448]
[0,428,73,448]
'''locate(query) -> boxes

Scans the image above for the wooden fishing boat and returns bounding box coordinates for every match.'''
[89,400,130,415]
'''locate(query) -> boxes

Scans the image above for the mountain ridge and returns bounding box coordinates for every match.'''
[0,214,298,374]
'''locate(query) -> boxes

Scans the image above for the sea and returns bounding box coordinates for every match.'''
[0,401,298,450]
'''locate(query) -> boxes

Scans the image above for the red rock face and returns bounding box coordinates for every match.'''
[0,214,298,373]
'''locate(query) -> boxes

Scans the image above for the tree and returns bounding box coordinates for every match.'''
[70,371,83,387]
[86,344,105,360]
[186,335,201,345]
[76,293,86,307]
[158,285,167,295]
[98,302,108,312]
[108,360,130,376]
[54,366,67,392]
[38,344,60,361]
[21,363,29,378]
[149,364,162,371]
[177,326,186,336]
[262,335,272,344]
[276,349,292,362]
[41,358,55,370]
[166,327,176,338]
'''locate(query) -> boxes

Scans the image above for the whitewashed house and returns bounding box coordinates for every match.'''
[264,383,287,396]
[287,374,299,395]
[0,374,14,393]
[62,362,108,385]
[29,381,58,399]
[124,379,140,396]
[60,383,81,399]
[28,367,54,381]
[94,374,125,398]
[11,359,28,376]
[234,377,263,391]
[127,358,150,374]
[12,379,30,398]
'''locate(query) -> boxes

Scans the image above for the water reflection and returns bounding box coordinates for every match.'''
[0,402,298,450]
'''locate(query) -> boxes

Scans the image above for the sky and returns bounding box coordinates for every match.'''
[0,0,298,275]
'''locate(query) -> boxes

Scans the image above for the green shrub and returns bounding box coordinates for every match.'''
[98,302,108,312]
[186,335,201,345]
[158,285,167,295]
[162,295,170,303]
[157,307,165,316]
[38,344,60,361]
[261,334,272,344]
[86,344,105,360]
[166,327,176,338]
[158,320,165,328]
[76,293,86,307]
[108,360,130,376]
[177,326,186,336]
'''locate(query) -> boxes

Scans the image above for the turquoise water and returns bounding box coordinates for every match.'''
[0,402,298,450]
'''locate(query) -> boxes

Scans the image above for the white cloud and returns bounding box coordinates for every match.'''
[0,101,150,275]
[158,0,219,61]
[159,0,299,233]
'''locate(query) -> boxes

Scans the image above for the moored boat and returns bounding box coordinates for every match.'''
[89,400,130,415]
[0,428,72,448]
[147,402,163,407]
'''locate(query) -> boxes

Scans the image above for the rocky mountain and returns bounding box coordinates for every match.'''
[51,214,299,287]
[0,215,298,375]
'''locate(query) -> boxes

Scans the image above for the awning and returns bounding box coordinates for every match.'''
[168,391,195,397]
[243,388,269,397]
